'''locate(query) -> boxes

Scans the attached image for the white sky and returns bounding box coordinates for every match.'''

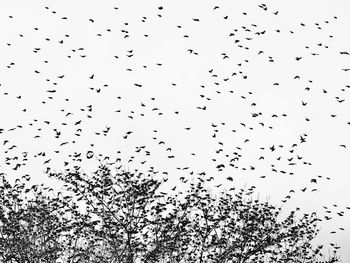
[0,0,350,261]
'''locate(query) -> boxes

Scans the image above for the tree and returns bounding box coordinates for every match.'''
[0,162,341,262]
[49,163,340,263]
[50,164,168,263]
[0,174,75,263]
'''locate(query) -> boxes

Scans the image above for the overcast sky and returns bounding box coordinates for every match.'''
[1,0,350,261]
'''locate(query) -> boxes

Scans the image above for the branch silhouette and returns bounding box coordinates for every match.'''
[0,163,341,262]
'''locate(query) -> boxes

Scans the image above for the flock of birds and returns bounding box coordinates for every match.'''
[0,0,349,260]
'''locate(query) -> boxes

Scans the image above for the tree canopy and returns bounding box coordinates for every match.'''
[0,164,341,263]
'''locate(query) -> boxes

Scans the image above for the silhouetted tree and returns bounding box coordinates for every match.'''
[0,163,341,262]
[50,163,340,263]
[0,174,74,263]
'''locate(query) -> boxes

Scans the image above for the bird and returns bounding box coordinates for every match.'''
[0,2,348,254]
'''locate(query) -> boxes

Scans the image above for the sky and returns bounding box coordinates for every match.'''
[0,0,350,261]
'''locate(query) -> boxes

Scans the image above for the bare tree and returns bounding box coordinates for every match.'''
[0,174,74,263]
[0,163,341,262]
[51,163,340,263]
